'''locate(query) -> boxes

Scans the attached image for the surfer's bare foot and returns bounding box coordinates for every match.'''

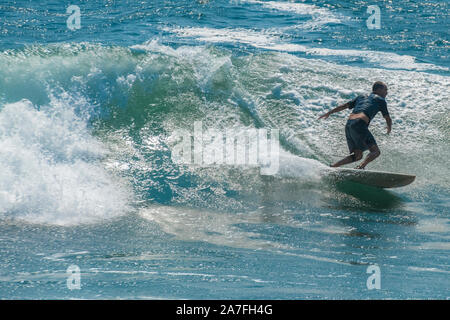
[355,164,365,170]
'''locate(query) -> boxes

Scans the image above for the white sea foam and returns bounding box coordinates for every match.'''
[162,26,288,49]
[407,266,450,274]
[163,26,447,72]
[304,47,448,72]
[275,149,325,179]
[0,98,132,226]
[416,218,450,233]
[245,0,343,28]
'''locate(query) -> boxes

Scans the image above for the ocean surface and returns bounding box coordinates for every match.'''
[0,0,449,299]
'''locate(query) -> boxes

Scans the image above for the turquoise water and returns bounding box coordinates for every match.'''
[0,0,449,299]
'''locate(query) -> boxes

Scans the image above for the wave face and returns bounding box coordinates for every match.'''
[1,42,448,215]
[0,0,449,299]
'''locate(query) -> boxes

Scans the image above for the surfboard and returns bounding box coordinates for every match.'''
[326,168,415,188]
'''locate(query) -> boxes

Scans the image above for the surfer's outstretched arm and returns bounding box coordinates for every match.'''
[384,115,392,134]
[318,102,350,120]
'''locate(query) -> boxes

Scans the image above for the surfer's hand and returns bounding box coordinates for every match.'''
[386,125,391,134]
[318,112,330,120]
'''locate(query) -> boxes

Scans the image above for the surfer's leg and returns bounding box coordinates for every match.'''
[355,144,380,169]
[332,120,365,167]
[331,149,363,167]
[333,120,363,167]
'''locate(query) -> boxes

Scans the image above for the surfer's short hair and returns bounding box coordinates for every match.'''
[372,81,387,92]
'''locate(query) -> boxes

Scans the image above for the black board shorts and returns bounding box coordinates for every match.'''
[345,119,377,153]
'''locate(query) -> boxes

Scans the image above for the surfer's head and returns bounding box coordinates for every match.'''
[372,81,388,98]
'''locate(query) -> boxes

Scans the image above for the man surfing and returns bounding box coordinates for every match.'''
[318,81,392,169]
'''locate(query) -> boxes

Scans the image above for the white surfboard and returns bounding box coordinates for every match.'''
[326,167,415,188]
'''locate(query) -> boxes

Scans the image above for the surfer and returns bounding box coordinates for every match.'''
[318,81,392,169]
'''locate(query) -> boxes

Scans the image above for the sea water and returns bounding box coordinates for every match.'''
[0,0,449,299]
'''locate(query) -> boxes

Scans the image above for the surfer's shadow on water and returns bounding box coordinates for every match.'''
[317,181,419,234]
[259,175,417,226]
[330,181,404,210]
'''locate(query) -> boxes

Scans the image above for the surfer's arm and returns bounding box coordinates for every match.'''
[318,102,351,120]
[384,115,392,134]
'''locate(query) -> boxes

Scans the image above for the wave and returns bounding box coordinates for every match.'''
[0,41,449,225]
